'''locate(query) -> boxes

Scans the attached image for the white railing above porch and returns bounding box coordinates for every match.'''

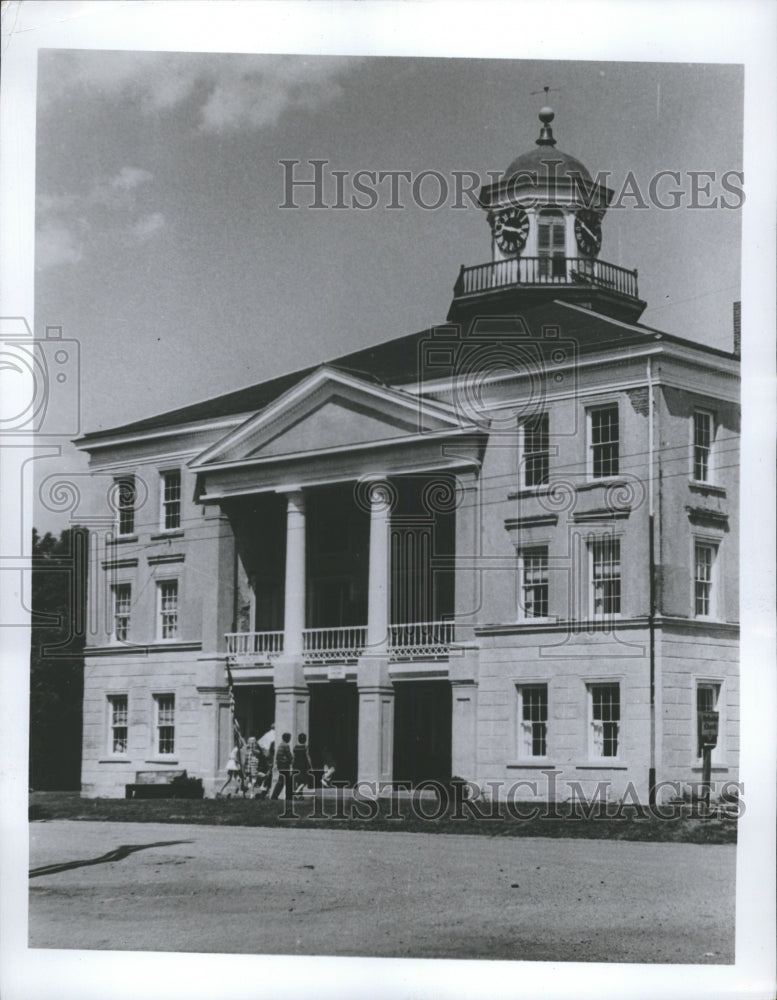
[388,620,456,660]
[302,625,368,663]
[226,621,455,664]
[225,630,284,663]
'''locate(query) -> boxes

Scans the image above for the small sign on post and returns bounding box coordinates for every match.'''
[698,710,719,807]
[699,710,719,748]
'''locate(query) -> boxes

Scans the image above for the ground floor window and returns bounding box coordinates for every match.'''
[108,694,128,755]
[588,683,620,758]
[696,680,722,762]
[154,693,175,755]
[517,684,548,758]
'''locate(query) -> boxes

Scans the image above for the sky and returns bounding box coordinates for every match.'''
[31,50,744,530]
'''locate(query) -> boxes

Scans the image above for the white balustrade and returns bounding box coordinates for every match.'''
[302,625,368,663]
[225,630,284,663]
[389,620,455,659]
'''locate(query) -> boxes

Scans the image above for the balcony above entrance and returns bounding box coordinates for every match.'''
[225,620,456,667]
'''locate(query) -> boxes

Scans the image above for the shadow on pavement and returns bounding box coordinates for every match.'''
[29,840,193,878]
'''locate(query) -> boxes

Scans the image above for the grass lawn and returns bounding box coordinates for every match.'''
[29,791,737,844]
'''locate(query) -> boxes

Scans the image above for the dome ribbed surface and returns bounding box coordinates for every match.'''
[504,147,592,183]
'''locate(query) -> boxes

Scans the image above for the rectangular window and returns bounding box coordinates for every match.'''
[161,470,181,530]
[520,547,549,619]
[108,694,128,755]
[522,413,549,487]
[157,580,179,639]
[696,681,721,759]
[154,694,175,755]
[694,542,716,617]
[589,405,619,478]
[589,683,620,758]
[115,476,136,535]
[590,537,621,617]
[693,410,713,482]
[518,685,548,758]
[112,583,131,642]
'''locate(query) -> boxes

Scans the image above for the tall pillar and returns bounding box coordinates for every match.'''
[358,481,393,786]
[275,488,309,741]
[366,482,391,651]
[281,489,306,658]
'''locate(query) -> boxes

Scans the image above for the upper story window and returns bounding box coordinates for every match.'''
[694,541,717,618]
[519,547,549,619]
[157,580,179,640]
[692,409,714,482]
[161,469,182,531]
[112,583,131,642]
[107,694,128,755]
[537,209,566,279]
[589,405,619,479]
[521,413,549,487]
[590,536,621,618]
[115,476,136,536]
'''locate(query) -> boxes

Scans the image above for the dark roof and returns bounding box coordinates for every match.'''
[504,146,592,183]
[75,301,737,446]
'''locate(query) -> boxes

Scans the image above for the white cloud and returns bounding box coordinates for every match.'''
[40,51,360,133]
[36,223,83,270]
[37,167,158,269]
[132,212,165,240]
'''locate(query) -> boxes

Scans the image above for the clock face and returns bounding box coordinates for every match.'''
[574,210,602,256]
[492,207,529,255]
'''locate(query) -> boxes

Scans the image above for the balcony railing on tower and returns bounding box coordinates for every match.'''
[453,256,639,300]
[225,620,456,665]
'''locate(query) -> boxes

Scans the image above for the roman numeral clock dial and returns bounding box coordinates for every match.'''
[574,209,602,256]
[492,207,529,255]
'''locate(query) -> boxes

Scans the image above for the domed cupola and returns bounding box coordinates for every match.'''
[478,104,613,266]
[448,102,646,324]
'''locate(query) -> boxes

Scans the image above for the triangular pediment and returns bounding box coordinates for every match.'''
[191,366,468,469]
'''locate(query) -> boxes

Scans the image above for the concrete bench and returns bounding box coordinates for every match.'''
[125,769,204,799]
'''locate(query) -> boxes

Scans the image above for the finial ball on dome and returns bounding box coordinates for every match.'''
[539,106,555,124]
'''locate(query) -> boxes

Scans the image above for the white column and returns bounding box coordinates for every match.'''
[366,483,391,651]
[282,489,306,658]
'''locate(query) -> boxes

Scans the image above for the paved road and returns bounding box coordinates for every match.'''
[29,820,735,963]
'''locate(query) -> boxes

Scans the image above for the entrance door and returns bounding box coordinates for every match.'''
[393,680,452,785]
[234,685,275,743]
[308,683,359,785]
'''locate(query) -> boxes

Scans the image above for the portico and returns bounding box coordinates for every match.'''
[189,365,483,786]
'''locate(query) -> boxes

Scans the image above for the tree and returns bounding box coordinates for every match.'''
[29,527,88,790]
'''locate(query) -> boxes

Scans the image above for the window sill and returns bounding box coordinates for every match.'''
[145,758,179,764]
[690,765,728,773]
[578,477,624,492]
[575,762,629,770]
[689,481,726,498]
[107,535,138,545]
[98,757,131,764]
[150,530,185,541]
[506,761,553,769]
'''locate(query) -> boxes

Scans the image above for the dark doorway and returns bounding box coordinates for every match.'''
[308,682,359,785]
[393,681,452,785]
[234,685,275,743]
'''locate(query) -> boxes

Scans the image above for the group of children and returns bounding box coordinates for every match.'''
[218,724,336,799]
